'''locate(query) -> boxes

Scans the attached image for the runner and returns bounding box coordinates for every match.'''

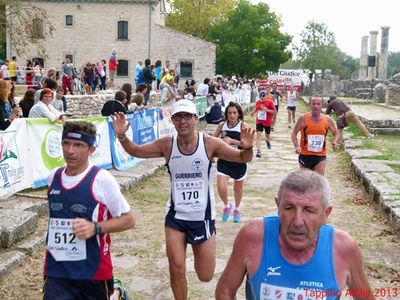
[291,95,340,176]
[42,121,135,299]
[286,84,299,128]
[112,99,254,299]
[214,102,248,223]
[251,88,275,158]
[271,82,283,131]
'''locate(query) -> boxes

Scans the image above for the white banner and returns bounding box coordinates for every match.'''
[27,117,112,188]
[0,119,33,199]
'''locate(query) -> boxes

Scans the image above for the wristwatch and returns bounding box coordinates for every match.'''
[94,222,102,235]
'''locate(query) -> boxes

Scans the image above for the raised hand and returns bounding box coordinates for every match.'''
[112,112,130,138]
[239,127,255,149]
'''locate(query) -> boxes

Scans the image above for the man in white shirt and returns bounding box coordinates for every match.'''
[0,60,9,79]
[197,78,211,97]
[29,88,66,123]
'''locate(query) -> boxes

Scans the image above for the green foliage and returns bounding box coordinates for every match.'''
[0,0,54,58]
[166,0,236,39]
[388,51,400,76]
[207,0,291,77]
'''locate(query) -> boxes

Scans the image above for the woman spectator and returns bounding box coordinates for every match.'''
[155,60,162,91]
[25,60,33,87]
[0,79,21,130]
[19,89,36,117]
[136,83,148,100]
[83,62,94,95]
[121,83,133,109]
[98,60,107,90]
[33,60,42,87]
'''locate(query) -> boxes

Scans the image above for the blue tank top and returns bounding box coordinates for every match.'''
[246,216,341,300]
[45,166,113,280]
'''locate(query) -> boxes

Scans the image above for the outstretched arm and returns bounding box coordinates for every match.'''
[112,112,169,158]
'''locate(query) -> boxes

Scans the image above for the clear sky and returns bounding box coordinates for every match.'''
[252,0,398,58]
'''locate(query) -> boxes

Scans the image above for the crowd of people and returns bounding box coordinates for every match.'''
[0,53,377,300]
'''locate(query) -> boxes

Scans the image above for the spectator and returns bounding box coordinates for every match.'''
[134,60,144,87]
[8,56,17,82]
[25,60,33,87]
[205,100,224,124]
[197,78,210,97]
[29,88,66,123]
[60,56,74,95]
[35,78,58,105]
[142,59,154,105]
[108,48,118,89]
[120,83,133,110]
[52,87,66,112]
[0,60,9,79]
[32,60,42,87]
[19,89,36,117]
[99,59,107,90]
[0,79,21,130]
[160,74,180,105]
[154,60,162,90]
[101,90,127,116]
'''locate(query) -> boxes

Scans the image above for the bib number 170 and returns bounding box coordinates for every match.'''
[181,191,199,201]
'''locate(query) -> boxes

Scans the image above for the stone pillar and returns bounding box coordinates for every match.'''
[378,26,390,80]
[359,36,369,80]
[368,30,379,80]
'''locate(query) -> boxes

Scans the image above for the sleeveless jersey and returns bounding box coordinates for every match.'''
[218,120,246,168]
[246,216,340,300]
[166,132,215,221]
[45,166,113,280]
[287,91,297,107]
[300,113,329,156]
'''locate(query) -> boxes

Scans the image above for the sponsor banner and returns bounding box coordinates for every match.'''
[267,69,310,92]
[27,117,112,188]
[0,119,33,199]
[108,108,159,171]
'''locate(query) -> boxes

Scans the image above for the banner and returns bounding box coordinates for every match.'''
[27,117,112,188]
[0,119,32,199]
[267,69,310,91]
[109,108,159,171]
[194,96,207,118]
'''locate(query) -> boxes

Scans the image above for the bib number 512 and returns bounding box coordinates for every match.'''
[54,232,76,244]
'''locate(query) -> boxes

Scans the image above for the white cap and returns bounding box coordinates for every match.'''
[111,48,117,54]
[171,100,197,116]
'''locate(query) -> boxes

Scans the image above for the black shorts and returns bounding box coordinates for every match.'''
[43,276,113,300]
[217,160,247,180]
[256,123,271,134]
[287,106,296,111]
[165,214,215,245]
[298,154,326,170]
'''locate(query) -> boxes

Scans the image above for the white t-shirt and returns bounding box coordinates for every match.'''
[197,83,209,97]
[28,101,62,122]
[1,65,9,78]
[48,164,131,218]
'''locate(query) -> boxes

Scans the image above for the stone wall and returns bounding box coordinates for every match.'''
[385,84,400,106]
[12,1,215,89]
[65,92,115,117]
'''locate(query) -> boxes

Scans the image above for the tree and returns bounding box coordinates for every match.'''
[388,51,400,76]
[166,0,236,39]
[0,0,54,58]
[293,21,357,79]
[207,0,291,78]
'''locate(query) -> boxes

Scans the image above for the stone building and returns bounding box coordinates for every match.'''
[6,0,216,88]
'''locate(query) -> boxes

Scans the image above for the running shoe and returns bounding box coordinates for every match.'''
[256,150,261,158]
[222,203,232,222]
[233,209,241,223]
[114,276,130,300]
[266,141,271,149]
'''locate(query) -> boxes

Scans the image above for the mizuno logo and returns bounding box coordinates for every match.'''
[267,266,281,276]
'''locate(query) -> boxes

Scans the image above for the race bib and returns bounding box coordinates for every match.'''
[257,110,267,120]
[47,218,86,261]
[259,283,311,300]
[307,135,325,152]
[174,180,205,212]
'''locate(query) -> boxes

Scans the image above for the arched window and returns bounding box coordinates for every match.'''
[117,21,128,40]
[32,19,44,39]
[117,60,128,76]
